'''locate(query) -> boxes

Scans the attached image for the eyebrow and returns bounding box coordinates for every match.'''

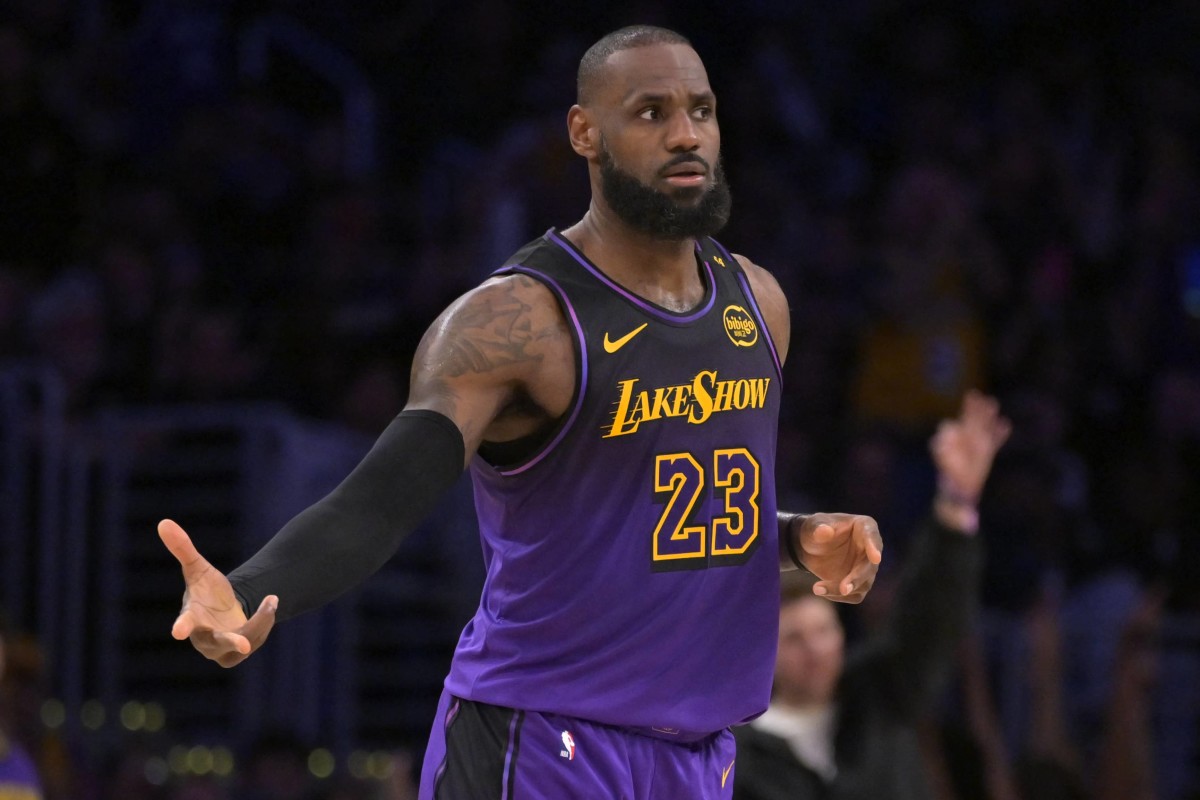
[624,89,716,106]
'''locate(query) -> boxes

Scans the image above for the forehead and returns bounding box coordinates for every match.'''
[599,43,711,104]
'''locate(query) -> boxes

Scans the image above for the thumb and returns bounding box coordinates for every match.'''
[243,595,279,640]
[159,518,213,583]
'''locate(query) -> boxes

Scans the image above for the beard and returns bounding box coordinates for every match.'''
[598,143,732,241]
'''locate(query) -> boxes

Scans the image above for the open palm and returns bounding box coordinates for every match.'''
[159,519,278,668]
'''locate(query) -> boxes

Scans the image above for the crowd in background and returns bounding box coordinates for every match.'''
[2,0,1199,797]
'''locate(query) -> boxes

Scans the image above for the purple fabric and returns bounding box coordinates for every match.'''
[449,233,782,737]
[418,693,737,800]
[0,738,42,798]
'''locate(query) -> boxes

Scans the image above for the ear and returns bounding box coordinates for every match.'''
[567,105,599,160]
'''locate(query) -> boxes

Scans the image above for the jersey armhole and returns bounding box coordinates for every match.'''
[706,238,785,382]
[477,264,588,476]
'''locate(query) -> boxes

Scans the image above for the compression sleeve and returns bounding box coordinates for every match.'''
[227,409,466,621]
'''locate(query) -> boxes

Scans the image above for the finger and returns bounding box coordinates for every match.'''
[993,417,1013,447]
[812,580,835,598]
[158,519,213,582]
[184,629,233,661]
[216,651,249,669]
[239,595,279,651]
[856,517,883,565]
[806,522,837,552]
[212,630,252,656]
[813,579,869,604]
[172,610,198,641]
[838,558,880,597]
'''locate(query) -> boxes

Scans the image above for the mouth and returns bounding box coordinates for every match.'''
[664,173,707,188]
[660,158,709,188]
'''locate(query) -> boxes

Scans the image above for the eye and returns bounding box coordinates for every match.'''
[638,107,661,121]
[692,105,713,120]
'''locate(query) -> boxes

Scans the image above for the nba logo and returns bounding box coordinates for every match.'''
[559,730,576,760]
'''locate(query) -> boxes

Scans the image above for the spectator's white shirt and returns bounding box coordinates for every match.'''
[751,703,839,782]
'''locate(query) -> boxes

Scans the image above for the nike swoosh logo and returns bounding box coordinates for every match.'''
[721,759,735,787]
[602,323,649,354]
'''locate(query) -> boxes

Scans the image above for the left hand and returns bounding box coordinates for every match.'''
[793,513,883,603]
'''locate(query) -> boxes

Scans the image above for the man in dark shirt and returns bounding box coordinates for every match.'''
[734,391,1010,800]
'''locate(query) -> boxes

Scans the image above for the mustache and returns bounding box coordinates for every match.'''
[658,153,711,176]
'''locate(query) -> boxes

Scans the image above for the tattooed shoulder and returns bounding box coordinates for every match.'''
[435,274,569,379]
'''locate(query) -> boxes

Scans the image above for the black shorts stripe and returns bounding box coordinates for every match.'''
[435,697,525,799]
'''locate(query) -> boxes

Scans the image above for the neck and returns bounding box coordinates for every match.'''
[560,205,704,312]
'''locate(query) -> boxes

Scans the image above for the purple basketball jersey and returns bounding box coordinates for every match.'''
[445,230,782,736]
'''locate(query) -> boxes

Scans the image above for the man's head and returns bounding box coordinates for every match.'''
[568,26,731,240]
[774,586,845,708]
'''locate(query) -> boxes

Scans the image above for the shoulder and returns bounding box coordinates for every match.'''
[732,253,790,363]
[419,272,572,378]
[408,270,577,449]
[445,271,565,328]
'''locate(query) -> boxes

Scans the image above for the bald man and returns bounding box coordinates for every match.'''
[161,26,883,800]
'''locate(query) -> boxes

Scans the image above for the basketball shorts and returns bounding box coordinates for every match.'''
[419,690,737,799]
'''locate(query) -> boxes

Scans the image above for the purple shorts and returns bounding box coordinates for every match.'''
[419,690,737,799]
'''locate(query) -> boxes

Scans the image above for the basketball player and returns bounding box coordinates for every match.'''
[160,26,884,799]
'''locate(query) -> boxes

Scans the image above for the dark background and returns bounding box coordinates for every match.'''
[1,1,1198,798]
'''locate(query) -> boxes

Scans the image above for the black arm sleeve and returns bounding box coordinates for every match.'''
[227,409,466,621]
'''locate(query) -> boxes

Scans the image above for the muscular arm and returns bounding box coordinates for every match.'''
[227,275,575,619]
[406,273,575,456]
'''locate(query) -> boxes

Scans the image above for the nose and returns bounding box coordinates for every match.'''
[665,109,700,152]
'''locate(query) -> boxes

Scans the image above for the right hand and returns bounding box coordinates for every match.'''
[930,390,1011,500]
[158,518,278,668]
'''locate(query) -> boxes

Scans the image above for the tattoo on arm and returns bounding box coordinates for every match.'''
[412,275,566,445]
[442,287,543,377]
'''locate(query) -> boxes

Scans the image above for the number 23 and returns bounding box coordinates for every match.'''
[652,448,760,570]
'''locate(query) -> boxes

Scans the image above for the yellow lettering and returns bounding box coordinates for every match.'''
[606,373,772,437]
[649,386,673,421]
[669,384,691,417]
[689,371,717,424]
[605,379,641,437]
[629,390,652,424]
[712,378,735,412]
[748,378,769,408]
[732,380,749,409]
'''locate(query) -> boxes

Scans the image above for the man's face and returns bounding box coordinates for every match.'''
[590,43,730,239]
[774,597,845,706]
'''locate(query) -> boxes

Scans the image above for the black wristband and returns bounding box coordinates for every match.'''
[784,514,809,572]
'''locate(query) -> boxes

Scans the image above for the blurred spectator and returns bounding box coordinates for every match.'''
[0,616,73,800]
[169,775,233,800]
[733,392,1010,800]
[0,611,43,799]
[26,271,108,412]
[1093,588,1166,800]
[235,731,317,800]
[851,164,991,434]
